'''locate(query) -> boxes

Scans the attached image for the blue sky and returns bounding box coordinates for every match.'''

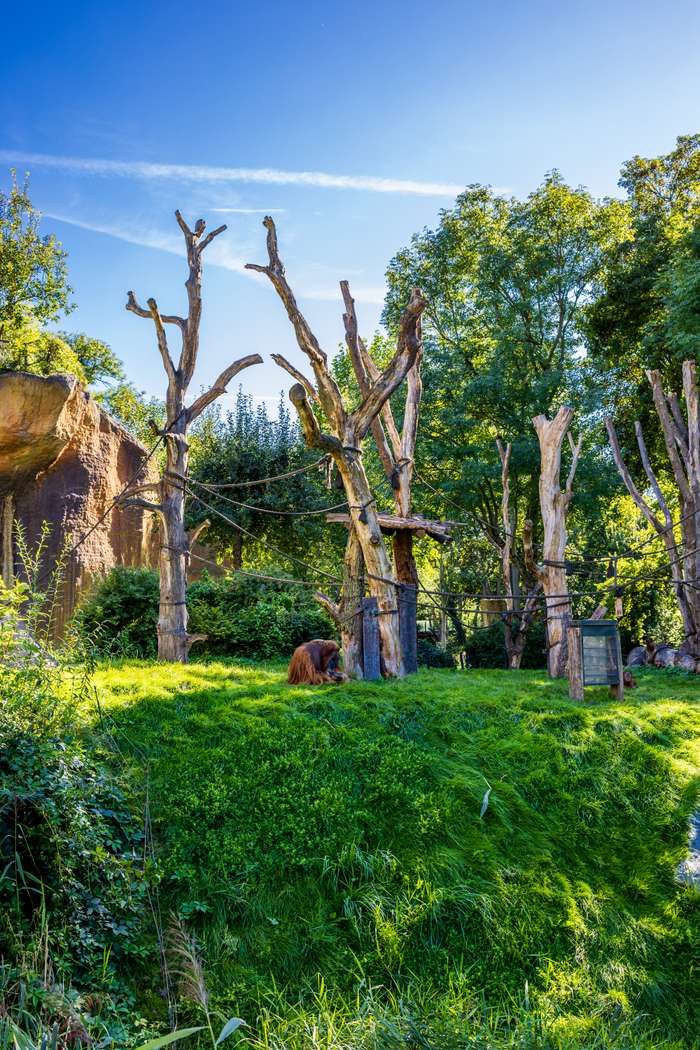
[2,0,700,410]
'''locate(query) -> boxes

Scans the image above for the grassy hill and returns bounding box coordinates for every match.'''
[93,662,700,1049]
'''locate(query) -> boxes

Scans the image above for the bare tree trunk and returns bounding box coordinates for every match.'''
[606,361,700,658]
[495,441,542,670]
[248,218,425,677]
[124,211,261,662]
[532,409,582,678]
[340,283,427,588]
[316,527,364,677]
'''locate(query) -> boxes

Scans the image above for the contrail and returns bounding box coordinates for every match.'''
[0,149,463,197]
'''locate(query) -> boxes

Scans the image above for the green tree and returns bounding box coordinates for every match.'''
[188,389,343,573]
[384,173,627,559]
[585,133,700,442]
[57,331,124,385]
[0,172,72,344]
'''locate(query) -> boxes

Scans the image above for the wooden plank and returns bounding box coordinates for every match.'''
[567,624,584,701]
[326,512,451,544]
[398,583,418,674]
[362,596,381,680]
[613,629,625,700]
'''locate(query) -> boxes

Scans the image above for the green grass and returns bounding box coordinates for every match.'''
[91,661,700,1049]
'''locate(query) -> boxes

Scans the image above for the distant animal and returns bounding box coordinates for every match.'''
[287,639,347,685]
[623,669,636,689]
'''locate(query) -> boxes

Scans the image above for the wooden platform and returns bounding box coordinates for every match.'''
[326,511,452,543]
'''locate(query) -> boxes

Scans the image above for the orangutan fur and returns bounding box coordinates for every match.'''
[287,639,347,685]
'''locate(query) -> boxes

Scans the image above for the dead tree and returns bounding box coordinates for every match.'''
[606,361,700,659]
[495,440,542,669]
[124,211,262,662]
[341,282,430,588]
[530,409,582,678]
[247,217,425,677]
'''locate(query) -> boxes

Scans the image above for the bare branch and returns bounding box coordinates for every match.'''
[351,287,426,439]
[271,353,317,401]
[125,293,178,382]
[120,497,163,515]
[605,417,664,534]
[200,224,227,253]
[174,209,192,240]
[565,432,583,498]
[246,217,345,429]
[646,369,691,503]
[188,519,210,546]
[634,420,672,527]
[126,291,186,330]
[341,280,398,475]
[288,383,342,454]
[122,481,161,499]
[186,354,263,423]
[523,518,542,581]
[314,591,341,625]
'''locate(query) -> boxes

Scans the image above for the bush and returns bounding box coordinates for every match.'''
[72,565,160,659]
[0,574,150,1032]
[74,568,334,660]
[464,619,547,669]
[417,638,455,668]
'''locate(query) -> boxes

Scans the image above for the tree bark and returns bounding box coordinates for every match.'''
[341,282,424,588]
[532,409,582,678]
[125,212,261,661]
[606,361,700,659]
[315,526,364,677]
[495,440,542,669]
[248,218,425,676]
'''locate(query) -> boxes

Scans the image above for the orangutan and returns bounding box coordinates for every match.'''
[287,639,347,684]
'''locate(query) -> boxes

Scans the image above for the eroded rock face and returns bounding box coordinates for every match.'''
[0,371,159,634]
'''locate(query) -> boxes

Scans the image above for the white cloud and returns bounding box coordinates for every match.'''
[1,149,464,197]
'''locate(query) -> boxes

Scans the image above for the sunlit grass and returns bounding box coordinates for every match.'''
[91,661,700,1049]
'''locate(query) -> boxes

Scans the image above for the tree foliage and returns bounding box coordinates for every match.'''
[0,172,72,344]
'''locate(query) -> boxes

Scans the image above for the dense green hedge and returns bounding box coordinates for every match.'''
[73,567,334,659]
[464,619,547,669]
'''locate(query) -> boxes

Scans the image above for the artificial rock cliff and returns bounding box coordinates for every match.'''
[0,371,159,634]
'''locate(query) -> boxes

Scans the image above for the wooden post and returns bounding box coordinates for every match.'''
[567,623,584,701]
[613,630,625,701]
[398,583,418,674]
[2,493,13,587]
[362,596,381,680]
[125,211,261,661]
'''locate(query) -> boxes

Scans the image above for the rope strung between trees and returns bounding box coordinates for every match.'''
[184,474,348,517]
[180,455,330,490]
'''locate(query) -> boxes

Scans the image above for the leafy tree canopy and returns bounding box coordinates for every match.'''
[0,172,72,344]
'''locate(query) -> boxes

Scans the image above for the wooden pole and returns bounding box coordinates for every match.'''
[362,596,381,680]
[2,494,13,587]
[398,583,418,674]
[567,624,584,701]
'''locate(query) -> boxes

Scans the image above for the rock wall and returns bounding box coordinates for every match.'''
[0,371,160,634]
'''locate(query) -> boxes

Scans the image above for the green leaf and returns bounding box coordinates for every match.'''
[215,1018,245,1045]
[133,1027,204,1050]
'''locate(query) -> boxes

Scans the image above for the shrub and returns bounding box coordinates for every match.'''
[74,568,334,660]
[417,637,455,668]
[464,619,547,669]
[72,565,160,659]
[188,572,334,658]
[0,573,150,1030]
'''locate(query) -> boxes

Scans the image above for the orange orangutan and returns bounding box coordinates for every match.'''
[287,639,347,684]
